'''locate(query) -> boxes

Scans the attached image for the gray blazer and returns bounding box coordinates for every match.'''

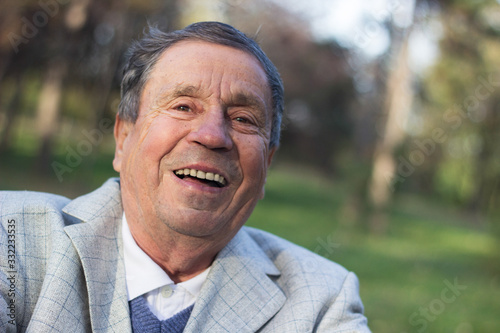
[0,178,370,332]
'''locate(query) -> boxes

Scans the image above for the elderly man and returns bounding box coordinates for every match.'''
[0,22,370,332]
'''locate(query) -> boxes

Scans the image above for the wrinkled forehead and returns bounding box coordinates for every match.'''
[142,41,273,113]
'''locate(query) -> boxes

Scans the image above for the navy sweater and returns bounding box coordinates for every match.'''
[129,296,194,333]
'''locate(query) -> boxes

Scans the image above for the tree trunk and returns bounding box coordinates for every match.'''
[35,60,67,173]
[367,29,414,233]
[0,74,22,152]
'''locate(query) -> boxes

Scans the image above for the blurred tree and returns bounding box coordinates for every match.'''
[0,0,24,152]
[418,0,500,216]
[337,0,420,232]
[0,0,180,171]
[36,57,67,169]
[349,0,500,232]
[367,25,414,233]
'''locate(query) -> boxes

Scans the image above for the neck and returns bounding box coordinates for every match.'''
[126,216,226,284]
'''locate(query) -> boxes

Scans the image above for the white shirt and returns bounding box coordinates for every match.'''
[122,214,210,320]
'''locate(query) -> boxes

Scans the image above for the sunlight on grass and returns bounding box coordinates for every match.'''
[247,166,500,333]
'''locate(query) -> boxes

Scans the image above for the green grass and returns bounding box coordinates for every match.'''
[0,139,118,198]
[247,167,500,333]
[1,149,499,332]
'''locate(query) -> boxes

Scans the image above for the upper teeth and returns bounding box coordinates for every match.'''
[175,168,226,185]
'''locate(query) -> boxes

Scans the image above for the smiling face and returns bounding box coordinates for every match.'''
[113,41,275,244]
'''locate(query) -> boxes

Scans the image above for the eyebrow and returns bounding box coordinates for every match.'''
[152,84,200,107]
[171,85,200,98]
[231,92,266,111]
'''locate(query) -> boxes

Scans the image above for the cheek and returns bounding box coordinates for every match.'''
[137,119,184,163]
[119,126,167,188]
[239,139,270,184]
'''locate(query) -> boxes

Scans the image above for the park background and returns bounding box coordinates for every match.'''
[1,0,499,331]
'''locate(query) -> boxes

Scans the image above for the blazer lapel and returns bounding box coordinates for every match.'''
[62,178,131,332]
[185,228,286,333]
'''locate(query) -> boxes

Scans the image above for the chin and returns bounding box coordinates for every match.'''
[161,212,232,238]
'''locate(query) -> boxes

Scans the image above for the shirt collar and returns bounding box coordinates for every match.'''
[122,214,173,300]
[177,265,210,297]
[121,213,211,300]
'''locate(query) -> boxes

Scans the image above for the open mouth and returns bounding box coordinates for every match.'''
[174,168,227,188]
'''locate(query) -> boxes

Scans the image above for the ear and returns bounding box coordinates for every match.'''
[259,146,277,200]
[113,114,133,173]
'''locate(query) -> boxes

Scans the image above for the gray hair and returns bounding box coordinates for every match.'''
[118,21,284,148]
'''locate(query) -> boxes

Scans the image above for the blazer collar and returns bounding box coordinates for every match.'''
[62,178,132,332]
[185,227,286,332]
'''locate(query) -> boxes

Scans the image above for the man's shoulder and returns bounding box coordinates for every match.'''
[0,178,121,225]
[241,226,357,312]
[243,226,349,279]
[240,227,369,332]
[1,189,71,218]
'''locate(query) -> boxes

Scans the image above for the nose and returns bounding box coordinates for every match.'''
[187,108,233,151]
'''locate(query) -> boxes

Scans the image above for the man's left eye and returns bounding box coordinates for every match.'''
[176,105,191,112]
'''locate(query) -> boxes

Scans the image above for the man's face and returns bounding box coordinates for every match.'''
[113,41,275,241]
